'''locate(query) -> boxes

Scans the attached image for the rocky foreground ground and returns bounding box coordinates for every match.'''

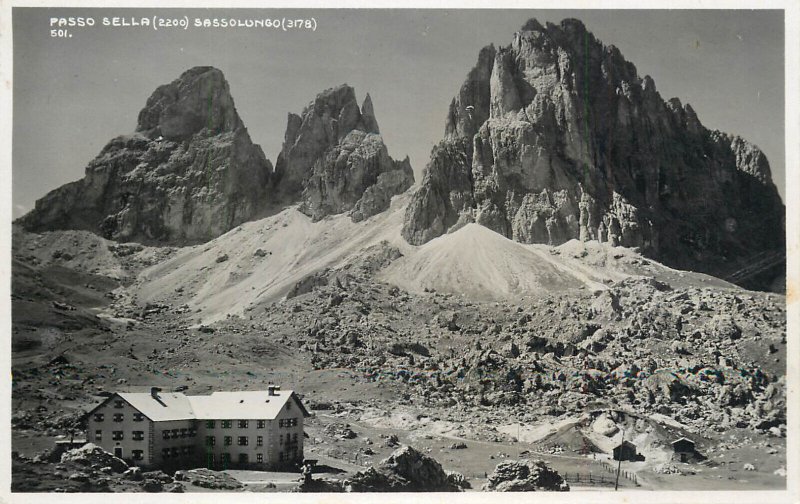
[10,222,787,491]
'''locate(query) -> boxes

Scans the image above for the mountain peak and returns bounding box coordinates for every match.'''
[274,85,413,222]
[20,67,272,243]
[403,18,784,287]
[136,66,243,139]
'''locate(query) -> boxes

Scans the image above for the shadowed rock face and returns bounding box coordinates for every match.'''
[275,84,414,222]
[19,74,413,243]
[403,18,785,281]
[18,66,273,244]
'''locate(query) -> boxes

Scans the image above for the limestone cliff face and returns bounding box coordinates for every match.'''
[403,18,785,278]
[20,75,412,242]
[275,85,414,222]
[19,66,273,243]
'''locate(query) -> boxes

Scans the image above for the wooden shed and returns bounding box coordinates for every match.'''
[671,437,696,463]
[612,440,639,462]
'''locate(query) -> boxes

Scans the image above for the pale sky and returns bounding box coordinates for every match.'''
[12,8,785,218]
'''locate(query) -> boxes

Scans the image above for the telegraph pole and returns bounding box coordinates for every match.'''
[614,428,624,491]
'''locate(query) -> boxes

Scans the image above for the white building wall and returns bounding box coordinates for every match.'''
[150,419,199,467]
[85,392,307,470]
[194,397,305,469]
[86,396,152,466]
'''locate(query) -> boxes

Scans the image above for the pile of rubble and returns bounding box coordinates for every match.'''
[482,460,569,492]
[345,445,468,492]
[175,468,243,490]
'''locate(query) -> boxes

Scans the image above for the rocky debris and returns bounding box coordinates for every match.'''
[122,467,142,481]
[275,84,414,221]
[743,463,756,471]
[68,472,90,482]
[18,67,274,244]
[446,471,472,490]
[60,443,127,473]
[51,301,76,311]
[32,448,62,464]
[297,477,345,493]
[402,18,784,287]
[135,470,182,493]
[434,311,460,331]
[324,422,357,439]
[707,315,742,341]
[163,482,185,493]
[142,480,163,492]
[653,463,683,475]
[345,445,465,492]
[450,441,468,449]
[287,269,330,299]
[482,459,569,492]
[384,434,400,447]
[181,468,243,490]
[287,267,785,451]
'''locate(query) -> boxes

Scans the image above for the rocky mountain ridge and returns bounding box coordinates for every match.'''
[18,70,413,243]
[19,67,277,244]
[274,84,414,222]
[402,18,785,286]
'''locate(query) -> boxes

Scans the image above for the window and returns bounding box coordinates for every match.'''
[93,413,104,422]
[206,420,215,429]
[257,453,263,463]
[221,420,232,429]
[257,420,265,429]
[112,431,123,441]
[113,413,124,422]
[171,447,179,457]
[133,413,144,422]
[132,450,143,461]
[114,400,124,409]
[239,453,249,464]
[132,431,144,441]
[205,436,215,446]
[162,448,170,459]
[189,428,197,437]
[238,420,249,429]
[95,430,102,441]
[292,433,298,443]
[279,452,284,462]
[278,418,297,428]
[224,436,232,446]
[162,430,170,440]
[238,436,248,446]
[287,401,292,411]
[182,446,190,455]
[180,428,187,438]
[221,453,231,464]
[171,429,179,438]
[257,436,263,447]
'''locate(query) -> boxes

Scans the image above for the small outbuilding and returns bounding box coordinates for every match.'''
[612,440,639,462]
[671,437,697,463]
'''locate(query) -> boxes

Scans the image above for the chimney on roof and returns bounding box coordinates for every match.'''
[268,385,280,396]
[150,387,161,399]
